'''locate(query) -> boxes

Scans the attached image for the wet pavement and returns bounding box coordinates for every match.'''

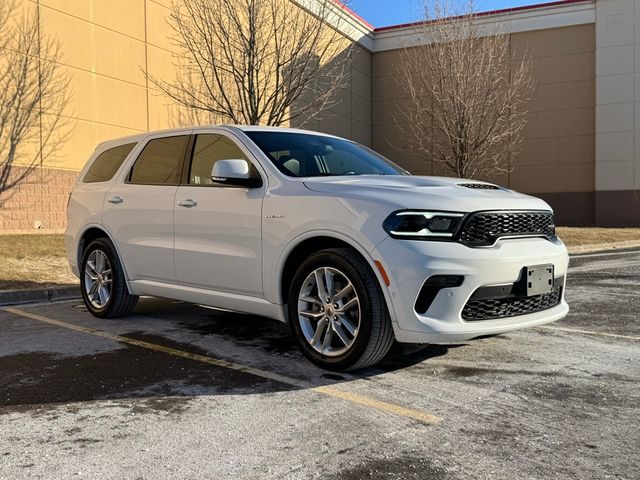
[0,249,638,479]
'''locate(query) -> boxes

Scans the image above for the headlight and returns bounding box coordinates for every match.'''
[383,211,465,239]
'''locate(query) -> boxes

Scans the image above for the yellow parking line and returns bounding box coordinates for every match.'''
[313,385,441,424]
[538,325,639,341]
[2,306,441,425]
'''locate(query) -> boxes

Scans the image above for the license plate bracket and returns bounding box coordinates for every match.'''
[525,264,554,296]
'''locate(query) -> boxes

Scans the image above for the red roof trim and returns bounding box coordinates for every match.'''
[373,0,591,33]
[332,0,375,30]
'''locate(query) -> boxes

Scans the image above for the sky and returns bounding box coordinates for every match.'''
[348,0,556,28]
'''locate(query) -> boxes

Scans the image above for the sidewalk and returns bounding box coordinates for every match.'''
[567,240,640,254]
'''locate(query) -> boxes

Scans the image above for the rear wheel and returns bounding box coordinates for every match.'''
[80,238,138,318]
[288,248,394,371]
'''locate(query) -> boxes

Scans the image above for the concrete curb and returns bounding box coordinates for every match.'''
[568,240,640,255]
[0,285,80,306]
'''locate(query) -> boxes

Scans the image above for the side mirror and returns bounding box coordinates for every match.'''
[211,159,262,188]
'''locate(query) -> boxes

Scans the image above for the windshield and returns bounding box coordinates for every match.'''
[244,131,409,178]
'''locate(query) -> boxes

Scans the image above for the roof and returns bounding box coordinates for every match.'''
[95,125,342,150]
[333,0,374,30]
[230,125,337,137]
[332,0,591,33]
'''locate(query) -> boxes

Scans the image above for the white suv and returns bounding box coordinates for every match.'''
[66,126,569,370]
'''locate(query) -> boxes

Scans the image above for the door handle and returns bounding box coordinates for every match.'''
[177,199,197,208]
[107,196,123,204]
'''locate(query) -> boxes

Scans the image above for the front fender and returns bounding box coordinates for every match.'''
[265,228,399,327]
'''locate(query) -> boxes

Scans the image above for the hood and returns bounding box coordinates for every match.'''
[302,175,552,212]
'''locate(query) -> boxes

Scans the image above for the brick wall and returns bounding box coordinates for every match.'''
[0,166,78,232]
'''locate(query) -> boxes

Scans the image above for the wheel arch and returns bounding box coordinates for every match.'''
[77,225,132,293]
[277,232,396,324]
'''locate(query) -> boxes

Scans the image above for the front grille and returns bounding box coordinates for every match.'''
[458,183,500,190]
[462,287,562,321]
[458,211,555,247]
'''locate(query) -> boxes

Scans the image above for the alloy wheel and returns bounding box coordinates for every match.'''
[84,249,113,309]
[297,267,361,357]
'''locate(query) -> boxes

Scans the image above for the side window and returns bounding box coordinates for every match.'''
[189,134,259,185]
[83,143,136,183]
[128,135,189,185]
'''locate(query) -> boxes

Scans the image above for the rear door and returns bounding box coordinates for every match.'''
[103,133,191,283]
[173,130,265,295]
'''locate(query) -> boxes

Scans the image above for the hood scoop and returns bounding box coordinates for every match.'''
[458,183,501,190]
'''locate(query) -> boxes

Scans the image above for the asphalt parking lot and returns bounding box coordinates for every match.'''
[1,249,638,480]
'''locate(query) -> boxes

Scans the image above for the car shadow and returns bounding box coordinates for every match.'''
[0,298,466,413]
[134,298,468,381]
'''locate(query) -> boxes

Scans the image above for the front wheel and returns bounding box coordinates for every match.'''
[80,238,138,318]
[287,248,394,371]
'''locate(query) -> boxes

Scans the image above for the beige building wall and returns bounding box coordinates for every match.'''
[3,0,639,230]
[1,0,154,231]
[512,24,596,225]
[0,0,372,231]
[293,44,373,147]
[371,24,596,225]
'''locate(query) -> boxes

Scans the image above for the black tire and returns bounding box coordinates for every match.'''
[80,238,138,318]
[287,248,394,371]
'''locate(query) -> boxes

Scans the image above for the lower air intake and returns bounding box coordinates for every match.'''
[462,287,563,321]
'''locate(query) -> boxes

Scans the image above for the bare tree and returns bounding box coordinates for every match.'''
[148,0,353,126]
[0,0,72,204]
[397,0,534,179]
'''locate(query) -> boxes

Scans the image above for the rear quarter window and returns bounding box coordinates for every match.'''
[83,143,136,183]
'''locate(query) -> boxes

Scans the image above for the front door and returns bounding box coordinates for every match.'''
[173,132,265,296]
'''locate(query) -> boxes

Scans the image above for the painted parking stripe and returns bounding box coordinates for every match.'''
[1,306,441,425]
[538,325,639,341]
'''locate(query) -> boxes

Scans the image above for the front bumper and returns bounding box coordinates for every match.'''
[372,236,569,344]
